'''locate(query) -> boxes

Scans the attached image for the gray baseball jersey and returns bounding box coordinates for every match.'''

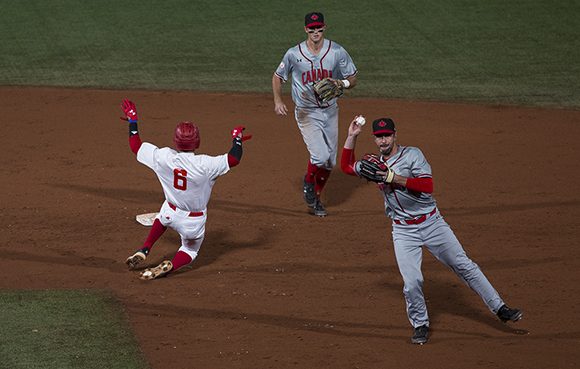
[275,39,357,108]
[356,146,437,220]
[355,145,504,328]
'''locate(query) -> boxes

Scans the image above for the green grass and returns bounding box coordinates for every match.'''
[0,290,148,369]
[0,0,578,107]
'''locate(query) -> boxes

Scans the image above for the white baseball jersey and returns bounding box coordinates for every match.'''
[137,142,230,212]
[275,39,357,108]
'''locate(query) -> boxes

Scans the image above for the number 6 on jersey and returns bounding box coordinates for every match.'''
[173,168,187,190]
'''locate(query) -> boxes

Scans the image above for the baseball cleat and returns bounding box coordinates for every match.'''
[497,304,523,323]
[139,260,173,280]
[125,248,149,269]
[303,179,316,208]
[411,325,429,345]
[313,199,327,217]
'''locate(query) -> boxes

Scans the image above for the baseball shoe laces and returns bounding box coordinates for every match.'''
[497,304,523,323]
[411,325,429,345]
[125,248,149,269]
[139,260,173,280]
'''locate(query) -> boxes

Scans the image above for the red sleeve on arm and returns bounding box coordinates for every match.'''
[405,177,434,194]
[227,154,240,168]
[340,148,358,176]
[129,134,142,155]
[340,148,357,176]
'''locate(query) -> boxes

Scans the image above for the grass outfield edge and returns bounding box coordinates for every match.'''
[1,84,578,112]
[0,289,149,369]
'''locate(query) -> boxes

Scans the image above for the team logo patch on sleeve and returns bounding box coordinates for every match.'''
[279,62,285,69]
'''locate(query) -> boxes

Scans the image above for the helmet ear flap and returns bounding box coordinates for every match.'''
[174,121,200,151]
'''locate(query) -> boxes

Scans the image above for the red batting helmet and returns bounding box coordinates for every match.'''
[174,121,200,151]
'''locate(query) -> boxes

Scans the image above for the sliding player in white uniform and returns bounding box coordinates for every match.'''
[120,99,251,280]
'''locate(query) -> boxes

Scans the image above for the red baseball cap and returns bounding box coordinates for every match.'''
[305,12,325,28]
[372,118,396,135]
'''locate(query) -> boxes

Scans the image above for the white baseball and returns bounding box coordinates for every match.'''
[355,115,366,126]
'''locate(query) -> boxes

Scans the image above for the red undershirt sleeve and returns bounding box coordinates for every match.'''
[227,154,239,167]
[405,177,434,194]
[341,148,357,176]
[129,134,142,155]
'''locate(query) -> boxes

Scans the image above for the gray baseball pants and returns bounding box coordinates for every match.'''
[295,105,339,170]
[392,210,505,328]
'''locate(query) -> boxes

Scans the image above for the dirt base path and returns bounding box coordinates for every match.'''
[1,86,579,369]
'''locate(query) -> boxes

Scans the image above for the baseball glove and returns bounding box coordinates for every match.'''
[359,154,395,183]
[313,78,344,102]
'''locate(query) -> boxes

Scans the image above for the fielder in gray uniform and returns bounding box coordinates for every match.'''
[272,12,358,217]
[341,116,523,345]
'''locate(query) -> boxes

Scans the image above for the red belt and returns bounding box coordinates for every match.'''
[394,208,437,225]
[168,203,204,217]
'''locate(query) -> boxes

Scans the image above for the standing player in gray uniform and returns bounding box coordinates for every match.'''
[272,12,358,216]
[340,116,522,344]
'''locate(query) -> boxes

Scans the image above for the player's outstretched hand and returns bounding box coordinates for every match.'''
[274,101,288,116]
[231,125,252,142]
[120,99,138,122]
[348,116,363,137]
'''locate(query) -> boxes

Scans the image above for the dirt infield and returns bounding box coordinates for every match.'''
[1,86,579,369]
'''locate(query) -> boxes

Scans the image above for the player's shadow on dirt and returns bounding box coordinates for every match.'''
[300,174,367,207]
[189,255,562,275]
[126,301,410,341]
[378,276,528,337]
[143,229,272,271]
[189,262,393,275]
